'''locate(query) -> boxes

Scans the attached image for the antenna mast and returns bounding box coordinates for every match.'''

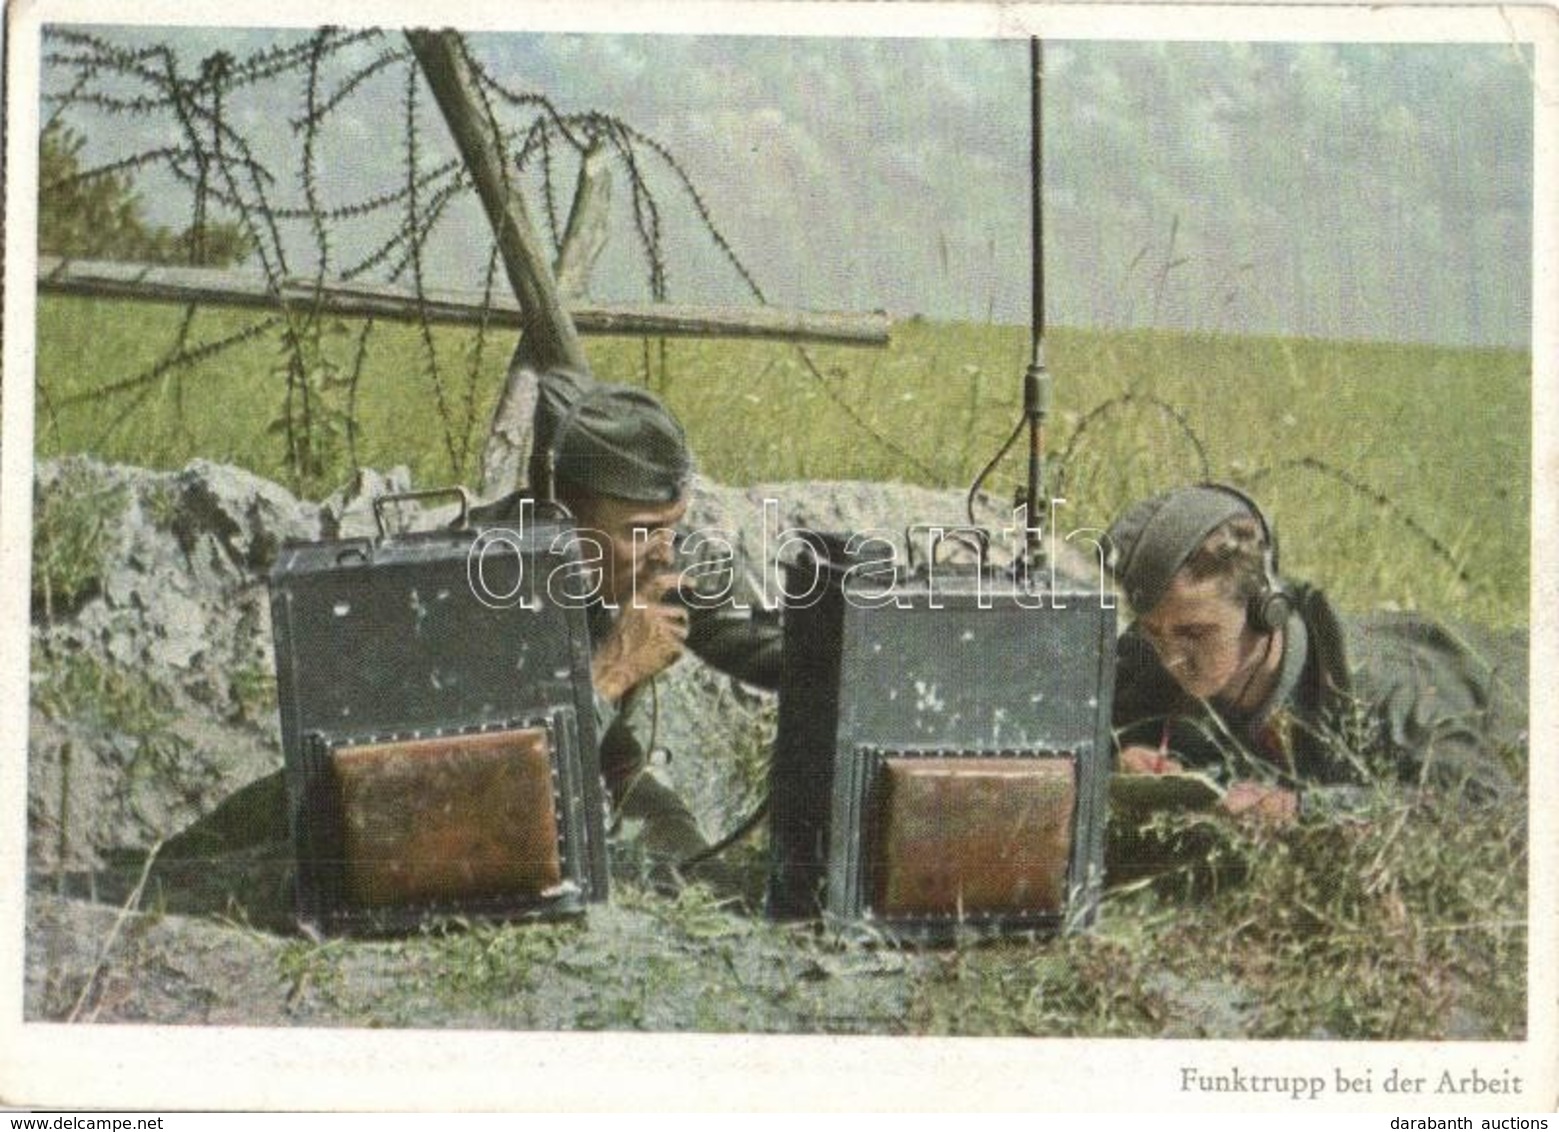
[1022,36,1052,571]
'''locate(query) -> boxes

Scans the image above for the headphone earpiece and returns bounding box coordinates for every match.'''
[1247,586,1293,634]
[1201,482,1290,635]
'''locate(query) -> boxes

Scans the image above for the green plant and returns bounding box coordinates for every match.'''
[36,299,1530,625]
[32,647,206,813]
[31,462,126,618]
[140,479,183,531]
[39,120,251,267]
[631,879,751,941]
[278,937,348,1009]
[723,699,777,821]
[228,661,278,724]
[268,318,357,497]
[34,648,174,734]
[418,918,574,1001]
[1148,782,1527,1039]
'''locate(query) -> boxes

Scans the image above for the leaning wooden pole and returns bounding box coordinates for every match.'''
[406,28,583,498]
[406,29,586,373]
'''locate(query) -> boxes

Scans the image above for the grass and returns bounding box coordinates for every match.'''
[227,660,278,726]
[34,295,1531,625]
[32,647,175,736]
[230,784,1524,1038]
[25,293,1533,1039]
[31,645,209,825]
[1138,787,1528,1039]
[31,459,127,619]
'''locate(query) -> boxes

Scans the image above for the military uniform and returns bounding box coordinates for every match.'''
[468,489,781,866]
[159,364,780,906]
[1105,483,1520,812]
[483,362,784,871]
[1112,582,1519,810]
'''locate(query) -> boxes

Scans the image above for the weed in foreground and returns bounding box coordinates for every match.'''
[277,936,350,1012]
[32,460,127,620]
[415,918,577,1003]
[1151,784,1527,1039]
[33,648,203,798]
[897,926,1171,1038]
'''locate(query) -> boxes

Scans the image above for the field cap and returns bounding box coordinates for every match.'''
[1105,485,1256,613]
[537,366,692,503]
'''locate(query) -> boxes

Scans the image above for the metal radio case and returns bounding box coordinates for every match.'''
[767,533,1115,941]
[269,491,607,935]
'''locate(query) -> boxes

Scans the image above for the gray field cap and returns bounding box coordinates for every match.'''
[536,366,693,503]
[1105,485,1256,614]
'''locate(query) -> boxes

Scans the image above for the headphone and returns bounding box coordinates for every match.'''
[1202,482,1291,635]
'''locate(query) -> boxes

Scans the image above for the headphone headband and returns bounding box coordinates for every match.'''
[1199,482,1280,576]
[1199,482,1289,633]
[1107,482,1289,631]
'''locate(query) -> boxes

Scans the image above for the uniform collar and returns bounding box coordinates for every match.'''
[1219,608,1308,729]
[1252,609,1308,726]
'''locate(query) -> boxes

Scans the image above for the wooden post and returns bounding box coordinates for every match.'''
[35,257,893,344]
[554,140,613,302]
[405,29,585,373]
[406,28,586,498]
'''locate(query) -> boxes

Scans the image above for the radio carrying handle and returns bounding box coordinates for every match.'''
[904,524,992,572]
[372,486,474,538]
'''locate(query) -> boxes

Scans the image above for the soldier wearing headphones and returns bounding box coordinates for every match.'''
[1106,484,1517,822]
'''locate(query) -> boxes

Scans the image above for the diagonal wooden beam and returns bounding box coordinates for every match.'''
[406,27,585,499]
[405,27,586,374]
[554,140,613,303]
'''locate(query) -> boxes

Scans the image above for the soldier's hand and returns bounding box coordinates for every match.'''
[1118,745,1184,774]
[591,571,688,702]
[1220,780,1298,825]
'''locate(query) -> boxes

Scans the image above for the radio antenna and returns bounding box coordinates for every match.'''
[963,34,1054,567]
[1023,35,1052,572]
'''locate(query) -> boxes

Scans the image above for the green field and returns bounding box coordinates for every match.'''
[35,295,1531,626]
[26,294,1532,1039]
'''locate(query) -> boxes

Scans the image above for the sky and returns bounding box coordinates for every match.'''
[35,23,1537,348]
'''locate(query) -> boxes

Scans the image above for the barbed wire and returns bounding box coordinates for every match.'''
[290,44,408,131]
[401,53,462,478]
[1244,455,1474,585]
[449,39,941,478]
[52,316,284,411]
[459,247,505,475]
[1051,390,1213,497]
[1031,392,1480,591]
[40,24,936,495]
[37,23,1475,589]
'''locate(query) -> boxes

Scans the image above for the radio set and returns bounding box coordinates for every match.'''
[765,531,1115,940]
[270,498,1117,940]
[759,38,1113,939]
[267,38,1112,941]
[269,489,608,935]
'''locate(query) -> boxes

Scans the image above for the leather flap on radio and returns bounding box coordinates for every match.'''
[871,756,1076,918]
[331,727,562,907]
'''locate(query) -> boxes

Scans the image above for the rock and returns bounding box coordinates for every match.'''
[171,458,322,572]
[317,465,414,539]
[28,457,318,870]
[26,457,1109,870]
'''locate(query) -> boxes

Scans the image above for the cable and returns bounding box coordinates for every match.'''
[965,412,1028,526]
[678,794,770,870]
